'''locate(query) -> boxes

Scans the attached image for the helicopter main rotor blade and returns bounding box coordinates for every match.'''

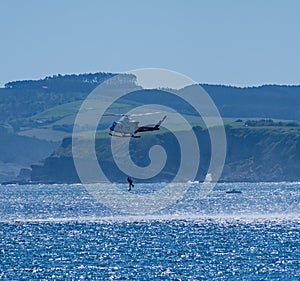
[103,112,161,117]
[103,113,129,117]
[127,111,161,117]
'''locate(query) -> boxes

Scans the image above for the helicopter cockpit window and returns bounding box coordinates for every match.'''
[110,122,117,131]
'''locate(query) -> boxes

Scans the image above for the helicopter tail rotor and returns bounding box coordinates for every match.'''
[154,115,167,129]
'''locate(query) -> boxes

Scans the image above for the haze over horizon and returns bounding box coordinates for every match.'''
[1,0,300,87]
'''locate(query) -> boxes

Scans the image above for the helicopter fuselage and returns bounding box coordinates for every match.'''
[109,117,139,136]
[109,115,166,137]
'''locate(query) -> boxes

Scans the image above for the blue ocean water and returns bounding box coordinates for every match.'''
[0,182,299,280]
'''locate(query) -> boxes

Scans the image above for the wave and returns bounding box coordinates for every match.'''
[1,212,299,225]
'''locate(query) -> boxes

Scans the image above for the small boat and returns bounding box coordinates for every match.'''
[226,189,242,194]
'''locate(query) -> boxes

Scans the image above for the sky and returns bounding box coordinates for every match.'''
[0,0,300,87]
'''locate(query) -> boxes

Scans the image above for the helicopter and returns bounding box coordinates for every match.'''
[105,112,167,138]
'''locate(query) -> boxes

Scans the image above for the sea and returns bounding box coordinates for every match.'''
[0,182,299,280]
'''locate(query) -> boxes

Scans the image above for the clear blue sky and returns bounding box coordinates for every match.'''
[1,0,299,87]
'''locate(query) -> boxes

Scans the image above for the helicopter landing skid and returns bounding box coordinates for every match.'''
[109,132,141,138]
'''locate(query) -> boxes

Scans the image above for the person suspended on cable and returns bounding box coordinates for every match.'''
[127,176,134,191]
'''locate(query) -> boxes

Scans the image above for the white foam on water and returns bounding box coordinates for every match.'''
[0,182,299,224]
[1,212,299,225]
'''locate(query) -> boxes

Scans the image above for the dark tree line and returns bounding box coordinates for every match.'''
[245,119,299,127]
[4,72,119,92]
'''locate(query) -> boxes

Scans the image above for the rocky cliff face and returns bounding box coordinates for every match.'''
[0,125,58,182]
[222,127,300,181]
[30,126,300,183]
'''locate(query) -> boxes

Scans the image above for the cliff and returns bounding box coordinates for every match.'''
[30,125,300,183]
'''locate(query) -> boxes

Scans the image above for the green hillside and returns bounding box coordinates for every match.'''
[1,72,300,183]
